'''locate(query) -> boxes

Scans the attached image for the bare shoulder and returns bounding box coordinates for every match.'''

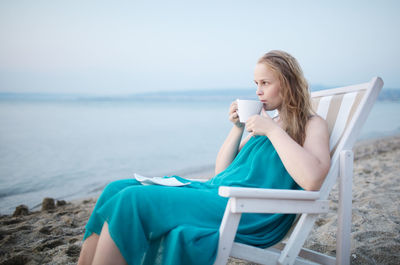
[305,115,329,137]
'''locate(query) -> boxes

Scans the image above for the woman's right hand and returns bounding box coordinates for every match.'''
[229,101,243,128]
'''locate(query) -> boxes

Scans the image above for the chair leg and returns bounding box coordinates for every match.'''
[214,199,242,265]
[278,214,318,265]
[336,150,353,265]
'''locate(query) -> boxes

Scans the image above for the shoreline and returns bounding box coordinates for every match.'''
[1,134,399,264]
[1,132,398,215]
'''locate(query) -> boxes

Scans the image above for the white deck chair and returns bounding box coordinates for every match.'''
[213,77,384,265]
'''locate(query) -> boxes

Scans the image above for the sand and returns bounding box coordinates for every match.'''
[1,134,399,265]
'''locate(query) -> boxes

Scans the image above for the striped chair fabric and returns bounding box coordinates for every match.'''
[312,89,366,156]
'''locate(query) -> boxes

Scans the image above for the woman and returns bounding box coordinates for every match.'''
[78,50,331,265]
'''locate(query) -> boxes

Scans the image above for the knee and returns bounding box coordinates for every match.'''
[101,179,137,198]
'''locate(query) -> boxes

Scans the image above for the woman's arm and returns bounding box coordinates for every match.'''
[215,101,249,175]
[246,112,330,191]
[215,125,244,175]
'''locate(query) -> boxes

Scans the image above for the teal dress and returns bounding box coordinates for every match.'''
[83,136,300,265]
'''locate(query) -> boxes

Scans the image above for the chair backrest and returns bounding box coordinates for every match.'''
[311,77,383,198]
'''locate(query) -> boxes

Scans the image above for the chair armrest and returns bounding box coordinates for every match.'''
[218,186,321,200]
[219,186,327,214]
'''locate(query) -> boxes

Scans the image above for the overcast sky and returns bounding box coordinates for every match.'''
[0,0,399,95]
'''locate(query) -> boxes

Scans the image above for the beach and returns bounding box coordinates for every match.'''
[0,134,399,265]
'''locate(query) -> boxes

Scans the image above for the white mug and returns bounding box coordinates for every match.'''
[236,99,263,123]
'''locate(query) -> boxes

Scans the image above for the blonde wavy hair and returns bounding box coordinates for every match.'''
[257,50,313,146]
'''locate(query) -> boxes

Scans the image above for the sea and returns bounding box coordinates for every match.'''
[0,89,399,214]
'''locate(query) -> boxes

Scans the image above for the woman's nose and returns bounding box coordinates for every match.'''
[256,87,263,96]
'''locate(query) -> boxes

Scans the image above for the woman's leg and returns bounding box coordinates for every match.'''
[77,234,99,265]
[91,222,127,265]
[94,185,227,264]
[79,179,138,265]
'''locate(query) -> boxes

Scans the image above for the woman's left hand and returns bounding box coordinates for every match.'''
[245,109,279,137]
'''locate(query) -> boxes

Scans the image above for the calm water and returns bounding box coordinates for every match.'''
[0,99,399,214]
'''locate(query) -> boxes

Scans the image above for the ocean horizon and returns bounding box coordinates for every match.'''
[1,85,400,102]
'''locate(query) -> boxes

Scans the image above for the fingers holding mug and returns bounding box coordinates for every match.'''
[229,101,242,127]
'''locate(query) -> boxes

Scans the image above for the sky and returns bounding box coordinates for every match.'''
[0,0,399,95]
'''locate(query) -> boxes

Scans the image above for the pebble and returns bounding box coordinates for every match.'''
[41,198,55,211]
[57,200,67,207]
[12,205,29,217]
